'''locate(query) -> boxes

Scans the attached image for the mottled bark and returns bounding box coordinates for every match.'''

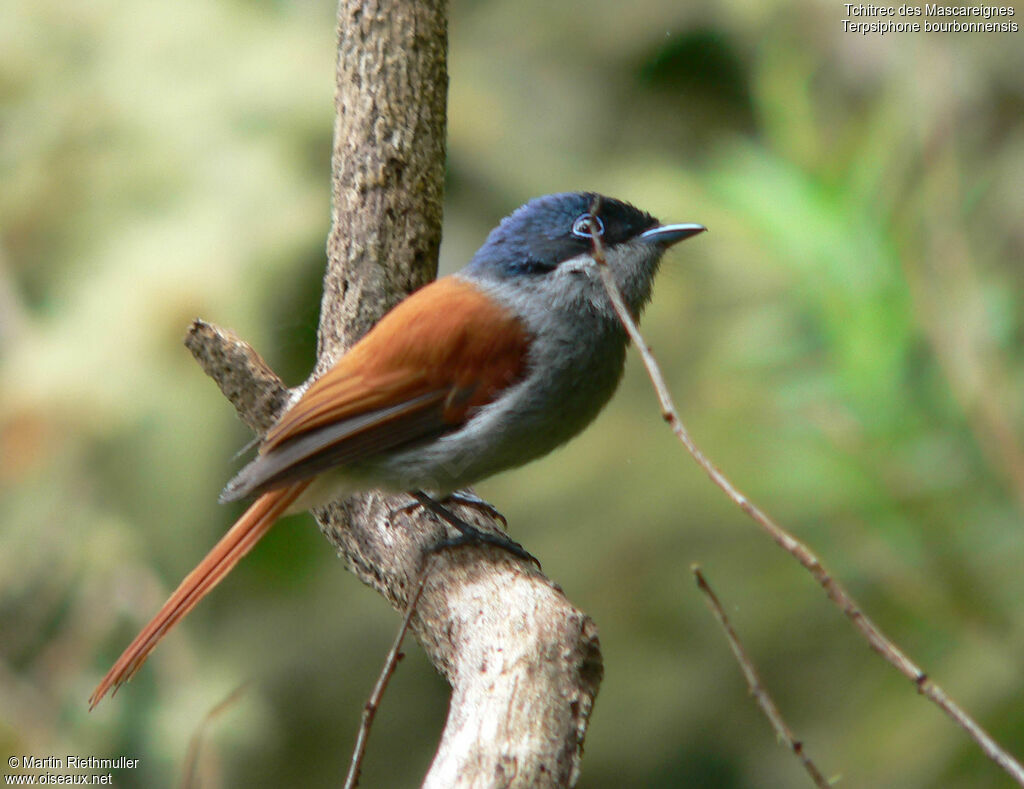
[186,1,602,786]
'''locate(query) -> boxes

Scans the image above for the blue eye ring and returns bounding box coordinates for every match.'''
[571,213,604,239]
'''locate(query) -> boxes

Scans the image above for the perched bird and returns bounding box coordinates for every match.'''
[89,192,705,708]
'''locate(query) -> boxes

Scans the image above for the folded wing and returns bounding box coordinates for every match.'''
[221,276,531,501]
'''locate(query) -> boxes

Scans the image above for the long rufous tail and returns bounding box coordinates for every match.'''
[89,481,310,709]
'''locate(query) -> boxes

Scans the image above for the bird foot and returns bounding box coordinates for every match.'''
[388,490,508,528]
[402,490,539,569]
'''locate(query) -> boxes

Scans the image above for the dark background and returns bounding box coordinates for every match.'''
[2,0,1023,786]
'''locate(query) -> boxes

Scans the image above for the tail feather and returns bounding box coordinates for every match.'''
[89,482,310,710]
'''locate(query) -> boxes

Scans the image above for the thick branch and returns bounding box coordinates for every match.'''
[185,319,290,433]
[185,2,602,786]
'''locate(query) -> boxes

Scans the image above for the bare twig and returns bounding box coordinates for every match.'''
[344,569,428,789]
[691,565,832,788]
[586,210,1024,786]
[180,682,251,789]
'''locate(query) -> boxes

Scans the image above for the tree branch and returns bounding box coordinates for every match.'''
[587,221,1024,787]
[184,2,603,786]
[345,570,428,789]
[185,320,290,434]
[692,566,831,789]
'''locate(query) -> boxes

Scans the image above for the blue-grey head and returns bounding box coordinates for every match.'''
[462,192,705,318]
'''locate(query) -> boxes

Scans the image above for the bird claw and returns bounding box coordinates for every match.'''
[428,530,541,569]
[388,490,508,529]
[442,491,509,528]
[402,490,540,569]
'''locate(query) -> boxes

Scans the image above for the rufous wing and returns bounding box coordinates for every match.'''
[221,276,531,501]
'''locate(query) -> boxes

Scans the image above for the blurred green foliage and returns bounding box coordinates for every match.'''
[2,0,1023,786]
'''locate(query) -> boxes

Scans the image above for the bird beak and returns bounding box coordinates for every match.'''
[639,223,707,247]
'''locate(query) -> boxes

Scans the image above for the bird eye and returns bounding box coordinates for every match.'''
[571,213,604,239]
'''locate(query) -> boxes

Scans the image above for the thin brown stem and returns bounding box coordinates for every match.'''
[180,682,251,789]
[587,218,1024,786]
[344,570,429,789]
[692,566,832,788]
